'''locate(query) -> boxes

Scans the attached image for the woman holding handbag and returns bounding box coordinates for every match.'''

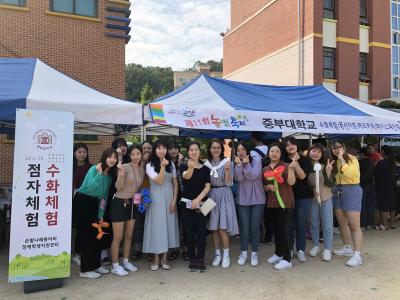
[110,145,145,276]
[205,139,239,269]
[181,141,211,272]
[143,140,179,271]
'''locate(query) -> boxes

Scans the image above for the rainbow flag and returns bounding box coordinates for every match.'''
[150,104,167,124]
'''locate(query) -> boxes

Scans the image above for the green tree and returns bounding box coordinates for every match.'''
[139,83,155,104]
[125,63,173,101]
[186,59,223,72]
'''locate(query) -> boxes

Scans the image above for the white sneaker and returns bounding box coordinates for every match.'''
[309,246,319,257]
[333,246,353,257]
[322,249,332,262]
[267,254,282,264]
[212,255,222,267]
[274,259,292,270]
[123,261,138,272]
[72,254,81,266]
[95,266,110,274]
[296,250,307,263]
[111,265,129,276]
[237,254,247,266]
[80,271,101,279]
[346,253,363,267]
[250,253,259,267]
[290,250,293,258]
[221,256,230,269]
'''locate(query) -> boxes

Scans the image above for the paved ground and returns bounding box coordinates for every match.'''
[0,228,399,300]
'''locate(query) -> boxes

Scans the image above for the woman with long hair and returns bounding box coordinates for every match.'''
[75,148,118,278]
[375,145,397,230]
[234,141,266,267]
[181,141,211,272]
[72,143,91,266]
[132,141,153,259]
[205,139,238,269]
[143,140,179,270]
[307,143,334,262]
[330,140,363,267]
[264,143,296,270]
[110,145,145,276]
[283,136,313,263]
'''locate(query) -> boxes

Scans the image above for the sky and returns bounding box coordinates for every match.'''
[126,0,230,70]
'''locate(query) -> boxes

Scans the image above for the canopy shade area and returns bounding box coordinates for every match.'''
[149,74,400,137]
[0,58,143,135]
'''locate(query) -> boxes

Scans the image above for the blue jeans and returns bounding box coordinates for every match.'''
[309,198,333,251]
[289,198,312,252]
[237,204,265,252]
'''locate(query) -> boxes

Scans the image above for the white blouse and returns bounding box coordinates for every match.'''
[146,162,177,180]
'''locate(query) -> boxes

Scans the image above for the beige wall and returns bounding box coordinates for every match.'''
[224,36,314,85]
[359,84,369,102]
[323,81,337,92]
[323,19,337,48]
[359,26,369,53]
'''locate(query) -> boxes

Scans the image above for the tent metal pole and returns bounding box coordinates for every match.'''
[308,133,312,148]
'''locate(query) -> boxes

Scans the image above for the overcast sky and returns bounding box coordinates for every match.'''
[126,0,230,70]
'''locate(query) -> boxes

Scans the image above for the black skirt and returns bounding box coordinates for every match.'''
[110,197,138,222]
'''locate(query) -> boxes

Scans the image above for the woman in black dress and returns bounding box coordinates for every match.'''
[375,146,396,230]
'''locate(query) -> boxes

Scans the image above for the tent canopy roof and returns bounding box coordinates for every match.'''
[0,58,142,126]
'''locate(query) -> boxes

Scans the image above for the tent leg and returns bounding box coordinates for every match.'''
[308,134,312,148]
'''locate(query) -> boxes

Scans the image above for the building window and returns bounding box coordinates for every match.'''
[323,47,336,79]
[360,0,368,24]
[359,53,369,81]
[50,0,98,18]
[323,0,335,19]
[393,76,400,90]
[0,0,26,6]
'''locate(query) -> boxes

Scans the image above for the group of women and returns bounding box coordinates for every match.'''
[71,136,366,279]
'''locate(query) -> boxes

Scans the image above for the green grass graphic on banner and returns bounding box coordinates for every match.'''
[9,252,70,283]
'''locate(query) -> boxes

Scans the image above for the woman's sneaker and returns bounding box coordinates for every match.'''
[333,246,353,257]
[197,260,206,273]
[111,265,129,276]
[79,271,101,279]
[237,254,247,266]
[309,246,320,257]
[221,256,230,269]
[274,260,292,270]
[250,253,259,267]
[212,255,222,267]
[123,261,138,272]
[346,252,363,267]
[72,254,81,266]
[267,254,282,264]
[322,249,332,262]
[296,250,307,262]
[95,266,110,274]
[188,260,197,272]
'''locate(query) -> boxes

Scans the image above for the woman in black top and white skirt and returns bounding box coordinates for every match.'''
[181,141,211,272]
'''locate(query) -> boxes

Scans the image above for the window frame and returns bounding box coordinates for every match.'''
[323,0,336,19]
[360,0,368,24]
[0,0,26,6]
[323,47,336,80]
[359,52,368,79]
[49,0,98,18]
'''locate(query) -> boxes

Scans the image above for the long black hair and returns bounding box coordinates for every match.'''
[207,139,225,161]
[149,139,172,173]
[99,147,118,179]
[235,140,253,164]
[73,143,89,171]
[111,137,129,163]
[330,140,351,175]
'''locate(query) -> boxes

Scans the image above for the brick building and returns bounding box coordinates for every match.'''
[0,0,131,185]
[223,0,391,104]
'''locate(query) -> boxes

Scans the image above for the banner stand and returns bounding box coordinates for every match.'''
[23,279,63,294]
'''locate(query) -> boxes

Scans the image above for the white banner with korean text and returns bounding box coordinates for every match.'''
[150,104,400,135]
[9,109,73,283]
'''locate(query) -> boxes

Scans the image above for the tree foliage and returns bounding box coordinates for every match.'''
[125,63,174,102]
[378,100,400,109]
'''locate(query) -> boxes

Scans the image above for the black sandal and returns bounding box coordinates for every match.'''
[168,250,179,261]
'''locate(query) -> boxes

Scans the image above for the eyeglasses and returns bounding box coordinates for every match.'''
[331,146,343,150]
